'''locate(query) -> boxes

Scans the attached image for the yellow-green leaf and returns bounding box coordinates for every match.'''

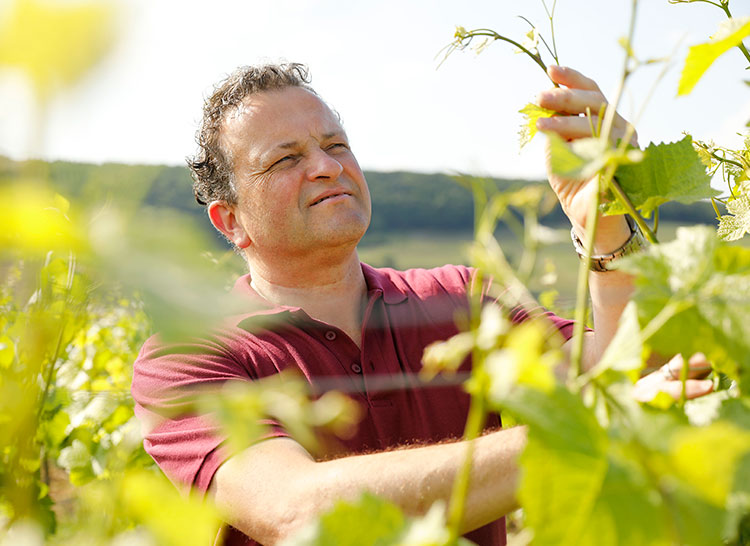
[120,470,220,546]
[0,335,15,367]
[670,422,750,506]
[519,103,555,148]
[0,0,116,101]
[678,16,750,96]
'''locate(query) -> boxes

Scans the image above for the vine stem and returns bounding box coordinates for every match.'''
[446,270,489,541]
[720,2,750,65]
[568,168,606,384]
[569,0,640,382]
[608,177,659,244]
[446,369,488,540]
[461,29,554,84]
[35,251,77,423]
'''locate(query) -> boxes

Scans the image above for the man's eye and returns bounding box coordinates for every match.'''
[271,155,295,167]
[328,143,348,151]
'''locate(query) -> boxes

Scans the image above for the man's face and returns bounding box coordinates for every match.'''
[220,86,371,262]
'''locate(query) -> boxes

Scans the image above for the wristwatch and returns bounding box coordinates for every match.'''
[570,215,647,272]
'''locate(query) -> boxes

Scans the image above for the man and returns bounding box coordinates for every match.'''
[131,63,713,545]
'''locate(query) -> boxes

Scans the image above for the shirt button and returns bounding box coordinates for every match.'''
[351,363,362,374]
[324,331,337,341]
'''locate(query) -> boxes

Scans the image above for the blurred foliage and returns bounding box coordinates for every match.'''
[0,0,115,102]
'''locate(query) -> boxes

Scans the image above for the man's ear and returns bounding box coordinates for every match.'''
[207,201,251,248]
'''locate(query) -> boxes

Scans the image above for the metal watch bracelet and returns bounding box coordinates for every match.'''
[570,215,648,272]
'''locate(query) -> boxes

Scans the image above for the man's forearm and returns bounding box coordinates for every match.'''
[586,267,635,367]
[211,426,527,544]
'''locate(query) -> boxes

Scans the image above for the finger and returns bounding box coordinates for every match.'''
[664,353,713,380]
[537,115,598,140]
[537,88,607,116]
[659,379,714,401]
[547,65,602,92]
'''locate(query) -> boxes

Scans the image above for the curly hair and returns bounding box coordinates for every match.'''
[187,63,314,206]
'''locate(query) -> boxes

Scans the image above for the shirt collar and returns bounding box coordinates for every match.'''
[361,263,408,304]
[232,262,408,311]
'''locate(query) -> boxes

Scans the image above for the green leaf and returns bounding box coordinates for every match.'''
[519,103,555,148]
[586,301,644,382]
[0,335,15,367]
[504,386,609,545]
[282,492,407,546]
[120,469,220,546]
[669,421,750,506]
[614,225,750,387]
[485,322,558,404]
[678,17,750,96]
[578,457,671,545]
[548,134,609,180]
[604,136,719,218]
[718,191,750,241]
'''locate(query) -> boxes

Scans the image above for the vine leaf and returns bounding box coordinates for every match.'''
[603,136,719,218]
[548,134,609,179]
[717,191,750,241]
[519,103,555,148]
[678,16,750,96]
[584,301,643,382]
[613,225,750,390]
[282,493,405,545]
[670,422,750,507]
[280,493,473,546]
[505,386,609,545]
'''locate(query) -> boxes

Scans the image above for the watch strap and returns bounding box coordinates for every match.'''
[570,215,647,272]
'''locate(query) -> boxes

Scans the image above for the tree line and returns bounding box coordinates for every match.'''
[2,156,719,245]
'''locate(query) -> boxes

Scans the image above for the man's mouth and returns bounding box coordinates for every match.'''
[311,191,350,206]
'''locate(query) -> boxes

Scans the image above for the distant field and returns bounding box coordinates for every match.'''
[358,229,581,308]
[357,219,734,313]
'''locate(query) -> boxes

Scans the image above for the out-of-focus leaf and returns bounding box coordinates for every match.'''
[120,469,220,546]
[548,134,608,180]
[507,386,609,545]
[519,103,555,148]
[0,335,15,367]
[614,226,750,389]
[678,16,750,96]
[604,136,719,217]
[586,301,643,382]
[281,493,406,546]
[670,422,750,506]
[0,183,84,253]
[0,0,116,101]
[485,322,558,403]
[421,332,473,379]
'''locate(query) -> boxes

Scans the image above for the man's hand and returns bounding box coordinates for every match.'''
[536,65,637,254]
[634,353,714,403]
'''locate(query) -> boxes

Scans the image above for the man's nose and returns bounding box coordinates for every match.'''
[306,148,344,181]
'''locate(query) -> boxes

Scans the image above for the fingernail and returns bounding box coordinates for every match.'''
[689,352,707,364]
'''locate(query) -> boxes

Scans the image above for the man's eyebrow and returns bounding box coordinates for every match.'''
[274,131,347,150]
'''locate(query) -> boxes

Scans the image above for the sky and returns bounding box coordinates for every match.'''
[3,0,749,181]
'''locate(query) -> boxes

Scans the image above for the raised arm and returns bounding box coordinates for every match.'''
[210,426,527,544]
[535,65,639,367]
[536,66,713,400]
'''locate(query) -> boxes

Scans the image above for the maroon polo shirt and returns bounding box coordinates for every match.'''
[132,263,576,546]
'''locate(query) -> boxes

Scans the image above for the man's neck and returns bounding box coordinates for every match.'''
[247,251,368,347]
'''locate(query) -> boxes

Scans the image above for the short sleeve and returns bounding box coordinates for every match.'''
[131,333,289,495]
